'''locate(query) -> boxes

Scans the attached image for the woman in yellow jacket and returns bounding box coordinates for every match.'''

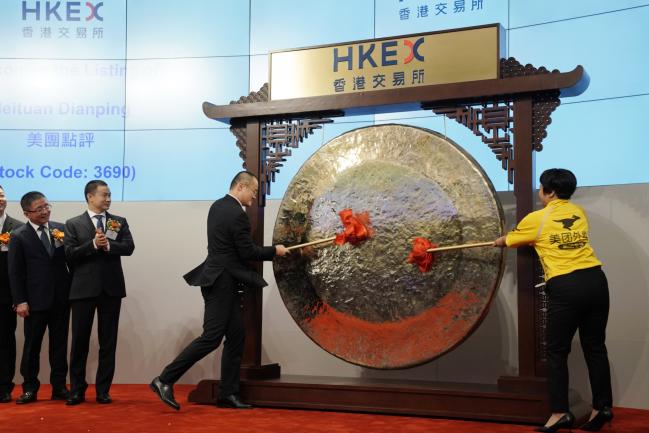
[494,169,613,432]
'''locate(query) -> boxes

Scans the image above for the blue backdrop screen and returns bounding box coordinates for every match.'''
[1,0,647,200]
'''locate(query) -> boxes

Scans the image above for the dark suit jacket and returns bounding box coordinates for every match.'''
[7,221,70,311]
[0,215,23,305]
[184,195,276,289]
[64,212,134,300]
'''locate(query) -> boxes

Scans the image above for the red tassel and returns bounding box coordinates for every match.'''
[334,209,374,246]
[407,237,437,273]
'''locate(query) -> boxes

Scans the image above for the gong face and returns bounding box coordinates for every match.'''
[272,124,504,369]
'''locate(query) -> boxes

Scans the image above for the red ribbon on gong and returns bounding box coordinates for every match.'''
[407,237,438,273]
[334,209,374,246]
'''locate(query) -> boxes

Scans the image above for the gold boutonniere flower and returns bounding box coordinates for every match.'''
[106,219,121,232]
[0,232,10,245]
[50,229,65,241]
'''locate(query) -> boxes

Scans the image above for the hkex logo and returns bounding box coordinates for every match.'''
[22,1,104,22]
[333,37,425,72]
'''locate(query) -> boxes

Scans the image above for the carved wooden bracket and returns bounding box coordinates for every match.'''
[259,118,333,203]
[429,58,561,184]
[500,57,561,152]
[228,84,335,205]
[228,83,270,167]
[531,90,560,152]
[433,102,514,182]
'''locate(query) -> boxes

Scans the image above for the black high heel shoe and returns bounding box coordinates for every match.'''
[535,412,575,432]
[580,408,614,431]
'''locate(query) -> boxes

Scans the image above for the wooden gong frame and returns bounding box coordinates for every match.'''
[187,26,589,423]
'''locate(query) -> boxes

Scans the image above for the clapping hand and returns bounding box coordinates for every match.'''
[95,228,109,250]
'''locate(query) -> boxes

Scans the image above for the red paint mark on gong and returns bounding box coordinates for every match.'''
[303,289,482,368]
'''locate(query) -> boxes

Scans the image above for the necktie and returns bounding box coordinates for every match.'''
[95,215,104,232]
[39,225,53,257]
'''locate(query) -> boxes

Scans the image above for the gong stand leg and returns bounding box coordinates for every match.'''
[188,120,279,405]
[237,119,281,380]
[513,97,538,377]
[498,97,547,397]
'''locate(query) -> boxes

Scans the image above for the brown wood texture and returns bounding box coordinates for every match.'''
[512,98,538,378]
[188,376,549,423]
[203,66,586,122]
[193,56,589,420]
[496,98,549,401]
[240,120,280,379]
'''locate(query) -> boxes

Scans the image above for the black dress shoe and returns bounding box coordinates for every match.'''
[0,392,11,403]
[51,388,70,401]
[216,394,252,409]
[150,376,180,410]
[65,393,85,406]
[96,394,112,404]
[580,408,614,431]
[16,391,37,404]
[535,412,575,432]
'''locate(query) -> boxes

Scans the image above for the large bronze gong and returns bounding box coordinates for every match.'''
[272,124,505,369]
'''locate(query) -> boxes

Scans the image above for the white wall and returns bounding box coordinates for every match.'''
[5,182,648,409]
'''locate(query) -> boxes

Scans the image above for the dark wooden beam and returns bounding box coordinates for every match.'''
[203,67,588,123]
[188,375,551,424]
[241,119,280,379]
[512,97,538,377]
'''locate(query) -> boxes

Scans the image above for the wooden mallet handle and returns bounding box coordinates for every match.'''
[286,236,337,251]
[426,241,493,252]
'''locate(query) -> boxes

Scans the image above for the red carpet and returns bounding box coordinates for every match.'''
[0,385,646,433]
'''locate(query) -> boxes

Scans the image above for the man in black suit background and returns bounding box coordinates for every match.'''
[64,180,134,405]
[7,191,70,404]
[151,171,289,410]
[0,185,23,403]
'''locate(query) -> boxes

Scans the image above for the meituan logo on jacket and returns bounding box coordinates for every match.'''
[553,215,580,230]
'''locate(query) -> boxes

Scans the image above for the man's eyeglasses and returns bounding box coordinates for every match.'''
[25,204,52,214]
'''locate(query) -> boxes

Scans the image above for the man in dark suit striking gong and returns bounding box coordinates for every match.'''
[151,171,289,410]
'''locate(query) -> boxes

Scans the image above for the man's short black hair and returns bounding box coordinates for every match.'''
[20,191,46,211]
[229,171,257,190]
[84,180,108,202]
[539,168,577,199]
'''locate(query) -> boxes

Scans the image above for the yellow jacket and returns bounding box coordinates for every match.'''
[505,199,601,280]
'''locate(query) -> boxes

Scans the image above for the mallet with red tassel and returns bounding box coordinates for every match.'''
[407,237,494,273]
[286,208,374,251]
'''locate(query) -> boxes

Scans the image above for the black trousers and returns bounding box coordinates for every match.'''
[20,302,70,393]
[545,266,613,412]
[160,273,245,398]
[69,292,121,395]
[0,303,16,395]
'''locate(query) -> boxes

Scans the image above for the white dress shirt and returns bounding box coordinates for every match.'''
[87,209,110,251]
